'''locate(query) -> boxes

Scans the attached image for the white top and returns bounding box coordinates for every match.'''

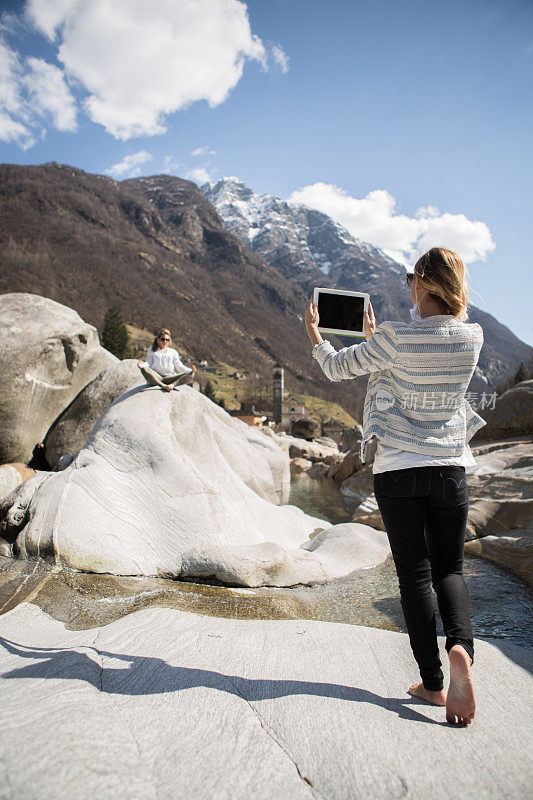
[142,347,192,377]
[372,439,477,474]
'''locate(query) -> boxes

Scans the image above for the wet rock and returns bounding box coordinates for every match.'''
[473,380,533,441]
[0,293,116,463]
[307,462,330,479]
[465,531,533,588]
[45,359,142,468]
[0,387,388,586]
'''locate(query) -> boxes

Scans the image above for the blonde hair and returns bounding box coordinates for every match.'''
[413,247,468,318]
[151,327,172,352]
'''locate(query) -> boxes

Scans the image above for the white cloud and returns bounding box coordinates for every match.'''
[185,165,212,185]
[25,0,79,41]
[289,182,496,265]
[26,0,267,140]
[0,112,34,148]
[0,39,26,121]
[271,43,289,73]
[191,145,216,157]
[0,34,76,145]
[25,56,77,131]
[104,150,153,178]
[163,155,181,174]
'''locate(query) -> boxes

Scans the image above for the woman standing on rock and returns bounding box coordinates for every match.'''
[305,247,484,726]
[137,328,196,392]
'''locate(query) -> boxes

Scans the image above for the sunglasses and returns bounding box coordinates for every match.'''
[406,273,415,287]
[159,337,170,342]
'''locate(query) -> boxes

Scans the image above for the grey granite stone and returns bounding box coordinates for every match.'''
[0,602,531,800]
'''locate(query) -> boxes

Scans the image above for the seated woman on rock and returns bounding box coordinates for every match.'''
[306,246,484,727]
[137,328,196,392]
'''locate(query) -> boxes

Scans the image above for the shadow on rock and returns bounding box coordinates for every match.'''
[0,635,442,725]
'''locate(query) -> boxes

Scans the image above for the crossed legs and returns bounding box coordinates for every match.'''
[139,365,194,391]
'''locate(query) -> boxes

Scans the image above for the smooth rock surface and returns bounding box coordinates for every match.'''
[261,429,340,462]
[44,359,142,468]
[464,530,533,587]
[464,439,533,540]
[288,437,339,461]
[0,293,116,463]
[0,602,531,800]
[473,380,533,441]
[0,387,389,586]
[290,457,313,475]
[0,465,33,502]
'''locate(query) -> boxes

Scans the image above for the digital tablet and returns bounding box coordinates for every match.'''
[312,287,370,337]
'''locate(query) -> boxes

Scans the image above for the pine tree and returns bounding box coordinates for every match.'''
[202,379,217,402]
[101,304,130,359]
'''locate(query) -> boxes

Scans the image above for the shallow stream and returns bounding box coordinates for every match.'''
[0,475,530,648]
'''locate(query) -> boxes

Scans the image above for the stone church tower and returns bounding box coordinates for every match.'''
[272,364,284,423]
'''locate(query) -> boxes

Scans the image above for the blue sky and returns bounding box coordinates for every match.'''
[1,0,532,346]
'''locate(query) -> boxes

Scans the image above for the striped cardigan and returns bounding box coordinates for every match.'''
[312,314,486,462]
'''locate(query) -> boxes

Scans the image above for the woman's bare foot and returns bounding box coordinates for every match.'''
[408,683,446,706]
[446,645,476,725]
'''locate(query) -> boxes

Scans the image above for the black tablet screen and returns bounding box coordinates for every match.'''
[317,292,365,333]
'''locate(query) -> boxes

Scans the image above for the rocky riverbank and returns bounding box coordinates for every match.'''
[1,293,532,799]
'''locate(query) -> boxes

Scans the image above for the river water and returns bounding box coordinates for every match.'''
[0,475,531,647]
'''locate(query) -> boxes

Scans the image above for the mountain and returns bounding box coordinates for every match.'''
[0,163,365,419]
[203,177,532,393]
[1,163,529,425]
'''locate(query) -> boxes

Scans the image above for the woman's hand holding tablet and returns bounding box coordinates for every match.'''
[363,301,376,341]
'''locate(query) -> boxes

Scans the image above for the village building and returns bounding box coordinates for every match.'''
[281,397,306,430]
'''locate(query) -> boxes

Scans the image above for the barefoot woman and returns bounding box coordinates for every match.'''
[137,328,196,392]
[305,247,483,725]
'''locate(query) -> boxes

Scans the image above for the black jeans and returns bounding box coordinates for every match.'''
[374,465,474,691]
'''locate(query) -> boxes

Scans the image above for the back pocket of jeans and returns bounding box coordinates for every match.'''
[379,470,417,498]
[441,468,469,506]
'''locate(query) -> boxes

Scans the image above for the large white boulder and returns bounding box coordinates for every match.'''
[0,293,117,463]
[1,386,390,586]
[261,428,339,461]
[0,463,34,502]
[45,359,143,468]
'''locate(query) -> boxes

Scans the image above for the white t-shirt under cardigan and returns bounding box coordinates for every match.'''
[312,314,486,467]
[142,347,192,377]
[372,439,477,475]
